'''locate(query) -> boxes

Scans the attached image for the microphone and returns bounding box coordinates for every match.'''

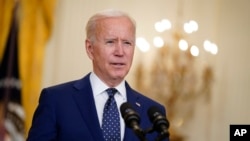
[147,106,169,140]
[120,102,146,141]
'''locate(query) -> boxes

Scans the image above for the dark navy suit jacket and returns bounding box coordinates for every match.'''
[27,73,169,141]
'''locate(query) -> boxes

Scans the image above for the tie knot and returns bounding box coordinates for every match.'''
[106,88,117,97]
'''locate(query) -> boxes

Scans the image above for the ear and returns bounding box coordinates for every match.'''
[85,39,94,60]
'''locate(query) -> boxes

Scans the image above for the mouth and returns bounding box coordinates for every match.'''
[110,63,126,67]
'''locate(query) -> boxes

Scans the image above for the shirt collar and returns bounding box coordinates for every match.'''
[89,72,126,98]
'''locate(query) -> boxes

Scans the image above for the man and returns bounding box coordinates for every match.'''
[27,9,169,141]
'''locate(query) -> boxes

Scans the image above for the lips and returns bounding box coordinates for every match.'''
[110,62,126,68]
[110,62,125,67]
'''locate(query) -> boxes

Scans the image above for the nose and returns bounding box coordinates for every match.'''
[114,42,124,56]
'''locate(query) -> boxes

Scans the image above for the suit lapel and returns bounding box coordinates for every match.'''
[123,82,144,141]
[125,81,144,117]
[72,74,104,141]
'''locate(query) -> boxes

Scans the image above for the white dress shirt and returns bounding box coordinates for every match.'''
[89,72,127,140]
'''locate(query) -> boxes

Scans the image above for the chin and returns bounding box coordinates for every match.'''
[112,73,126,80]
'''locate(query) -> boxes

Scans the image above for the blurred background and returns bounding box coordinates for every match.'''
[0,0,249,141]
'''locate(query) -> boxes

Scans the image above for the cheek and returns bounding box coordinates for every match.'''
[94,49,109,63]
[127,49,134,61]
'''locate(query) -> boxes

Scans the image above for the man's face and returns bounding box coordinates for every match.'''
[86,17,135,86]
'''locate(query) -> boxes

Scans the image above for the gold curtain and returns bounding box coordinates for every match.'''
[0,0,56,135]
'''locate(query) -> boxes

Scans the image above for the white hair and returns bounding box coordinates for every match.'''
[85,9,136,42]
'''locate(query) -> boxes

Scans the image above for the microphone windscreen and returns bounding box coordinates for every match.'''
[147,106,169,130]
[120,102,140,128]
[147,106,162,122]
[120,102,133,118]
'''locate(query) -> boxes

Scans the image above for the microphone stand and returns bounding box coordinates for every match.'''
[132,127,170,141]
[135,130,147,141]
[154,129,169,141]
[127,125,170,141]
[133,127,148,141]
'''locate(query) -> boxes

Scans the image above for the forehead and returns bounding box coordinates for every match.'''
[96,17,135,35]
[100,16,133,24]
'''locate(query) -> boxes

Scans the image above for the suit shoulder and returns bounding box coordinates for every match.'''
[38,76,89,104]
[43,73,91,93]
[44,80,78,91]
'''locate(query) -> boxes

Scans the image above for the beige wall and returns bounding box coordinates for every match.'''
[42,0,250,141]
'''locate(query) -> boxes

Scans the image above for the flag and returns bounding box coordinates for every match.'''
[0,1,25,140]
[0,0,56,139]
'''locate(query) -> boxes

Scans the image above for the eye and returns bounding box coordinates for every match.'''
[106,40,114,44]
[125,41,131,45]
[123,41,132,46]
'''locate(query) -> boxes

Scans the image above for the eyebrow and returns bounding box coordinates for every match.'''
[104,38,134,42]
